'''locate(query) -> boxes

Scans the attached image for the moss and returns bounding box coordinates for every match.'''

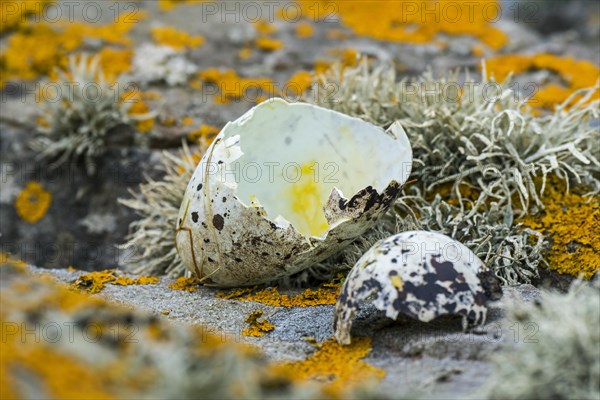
[521,180,599,279]
[241,310,276,337]
[168,277,202,292]
[72,270,159,294]
[269,337,385,398]
[151,26,205,50]
[14,181,51,224]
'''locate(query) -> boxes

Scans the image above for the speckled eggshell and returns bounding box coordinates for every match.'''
[334,231,498,345]
[175,98,412,287]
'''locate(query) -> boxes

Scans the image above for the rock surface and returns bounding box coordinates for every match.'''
[30,265,541,399]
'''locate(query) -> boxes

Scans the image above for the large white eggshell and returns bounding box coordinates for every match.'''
[175,98,412,287]
[334,231,501,345]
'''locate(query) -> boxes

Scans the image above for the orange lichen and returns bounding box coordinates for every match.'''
[269,337,385,398]
[124,91,156,132]
[0,252,27,268]
[520,183,599,279]
[15,181,51,224]
[256,37,284,52]
[151,26,205,50]
[162,116,176,127]
[285,70,314,95]
[328,48,359,68]
[72,270,159,294]
[177,152,202,174]
[168,277,202,292]
[0,14,139,88]
[485,53,600,108]
[217,281,341,307]
[297,0,507,50]
[188,124,221,142]
[295,21,315,38]
[1,326,116,400]
[238,48,253,60]
[1,258,259,399]
[241,310,275,337]
[472,45,484,57]
[195,68,276,103]
[254,20,278,35]
[182,116,195,126]
[314,60,334,77]
[95,47,133,83]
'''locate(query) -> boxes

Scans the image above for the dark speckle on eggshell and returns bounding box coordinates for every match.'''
[212,214,225,231]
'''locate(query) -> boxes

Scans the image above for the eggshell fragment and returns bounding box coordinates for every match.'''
[333,231,501,345]
[175,98,412,287]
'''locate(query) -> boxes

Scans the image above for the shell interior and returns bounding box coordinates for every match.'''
[219,99,412,237]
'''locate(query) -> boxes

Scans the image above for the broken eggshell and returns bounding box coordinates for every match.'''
[333,231,502,345]
[175,98,412,287]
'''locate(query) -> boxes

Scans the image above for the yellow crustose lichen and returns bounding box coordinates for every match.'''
[297,0,507,50]
[168,277,202,292]
[269,337,385,398]
[15,181,52,224]
[187,124,221,143]
[195,68,275,103]
[485,53,600,108]
[521,182,599,279]
[285,71,314,95]
[241,310,276,337]
[217,280,341,307]
[151,26,205,51]
[0,16,140,88]
[72,270,159,294]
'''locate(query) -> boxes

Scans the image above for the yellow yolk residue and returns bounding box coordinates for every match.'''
[289,162,329,237]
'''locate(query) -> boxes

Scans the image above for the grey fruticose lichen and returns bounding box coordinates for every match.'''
[33,54,153,175]
[119,142,198,278]
[175,98,412,287]
[308,59,599,285]
[486,278,600,400]
[334,230,502,345]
